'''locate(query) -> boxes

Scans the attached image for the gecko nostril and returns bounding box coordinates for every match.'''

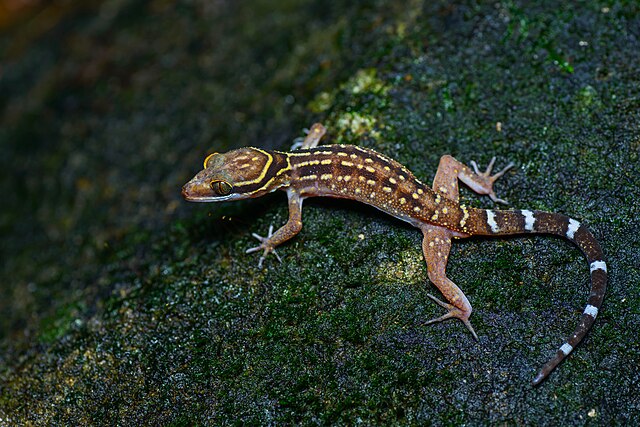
[181,184,190,199]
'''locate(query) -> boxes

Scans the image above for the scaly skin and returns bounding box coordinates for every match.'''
[182,123,607,385]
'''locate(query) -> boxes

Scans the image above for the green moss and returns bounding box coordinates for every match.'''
[2,0,639,425]
[38,302,86,344]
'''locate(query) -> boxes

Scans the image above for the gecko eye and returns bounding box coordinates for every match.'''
[203,153,219,169]
[210,180,232,196]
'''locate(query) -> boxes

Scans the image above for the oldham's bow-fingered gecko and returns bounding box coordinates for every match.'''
[182,123,607,385]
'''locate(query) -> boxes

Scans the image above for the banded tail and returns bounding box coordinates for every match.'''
[467,208,607,385]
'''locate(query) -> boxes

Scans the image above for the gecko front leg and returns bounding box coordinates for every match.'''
[290,123,327,150]
[246,189,304,268]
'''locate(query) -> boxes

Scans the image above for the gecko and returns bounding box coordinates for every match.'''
[182,123,607,385]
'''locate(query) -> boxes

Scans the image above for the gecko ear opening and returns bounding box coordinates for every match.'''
[203,153,219,169]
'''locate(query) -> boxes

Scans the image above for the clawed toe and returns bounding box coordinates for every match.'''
[246,225,282,268]
[470,157,514,205]
[489,192,510,205]
[425,293,478,341]
[471,157,514,181]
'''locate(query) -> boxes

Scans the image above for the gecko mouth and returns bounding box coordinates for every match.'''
[181,185,237,202]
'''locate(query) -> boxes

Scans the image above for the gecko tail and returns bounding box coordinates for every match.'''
[468,208,607,385]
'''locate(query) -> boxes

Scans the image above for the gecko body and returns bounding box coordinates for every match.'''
[182,124,607,385]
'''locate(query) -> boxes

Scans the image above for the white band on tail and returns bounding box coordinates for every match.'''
[590,260,607,273]
[566,219,581,239]
[521,210,535,231]
[584,305,599,318]
[486,210,499,233]
[560,343,574,356]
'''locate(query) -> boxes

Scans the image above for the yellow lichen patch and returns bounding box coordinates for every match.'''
[335,112,380,139]
[344,68,390,95]
[308,91,335,113]
[374,249,424,283]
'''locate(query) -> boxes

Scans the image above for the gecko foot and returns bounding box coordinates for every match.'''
[246,224,283,268]
[469,157,514,205]
[290,123,326,150]
[425,293,478,341]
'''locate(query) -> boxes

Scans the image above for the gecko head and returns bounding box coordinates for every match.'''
[182,147,286,202]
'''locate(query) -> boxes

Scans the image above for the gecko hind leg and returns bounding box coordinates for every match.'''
[433,154,514,204]
[421,224,478,341]
[469,157,514,204]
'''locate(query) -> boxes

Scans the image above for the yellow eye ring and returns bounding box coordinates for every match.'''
[203,152,219,169]
[210,180,232,196]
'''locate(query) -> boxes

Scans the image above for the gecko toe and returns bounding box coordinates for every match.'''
[489,192,510,205]
[425,294,478,340]
[247,224,281,267]
[468,158,515,205]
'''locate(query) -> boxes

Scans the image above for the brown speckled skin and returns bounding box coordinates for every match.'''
[182,124,607,386]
